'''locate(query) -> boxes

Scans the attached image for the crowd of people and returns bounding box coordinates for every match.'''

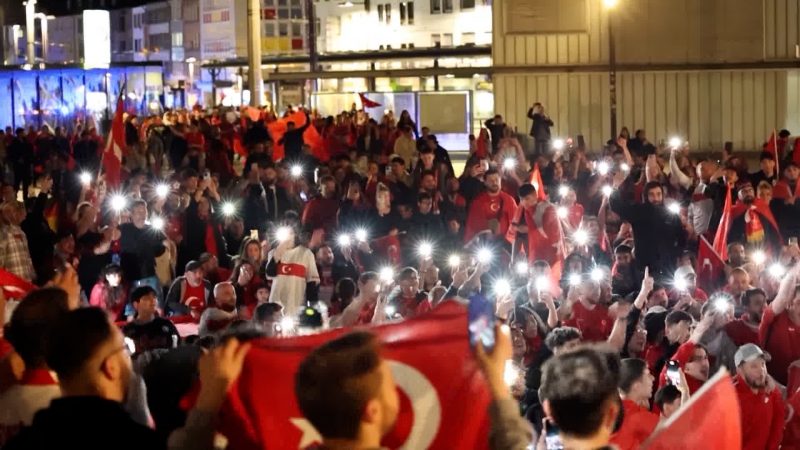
[0,99,799,449]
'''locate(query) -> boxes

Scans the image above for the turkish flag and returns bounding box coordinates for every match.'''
[302,122,328,163]
[696,235,725,293]
[267,111,308,161]
[529,163,547,200]
[0,268,36,299]
[371,233,402,266]
[712,185,732,261]
[215,302,492,450]
[643,370,740,450]
[358,93,382,108]
[102,93,126,189]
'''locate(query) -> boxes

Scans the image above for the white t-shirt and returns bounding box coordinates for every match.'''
[268,246,320,316]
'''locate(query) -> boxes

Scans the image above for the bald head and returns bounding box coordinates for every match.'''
[214,282,237,312]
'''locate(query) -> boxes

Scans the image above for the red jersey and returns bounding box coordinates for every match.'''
[759,307,800,385]
[735,374,786,450]
[610,399,660,450]
[562,301,612,342]
[783,386,800,450]
[183,283,207,314]
[657,341,705,395]
[724,318,760,347]
[463,191,517,242]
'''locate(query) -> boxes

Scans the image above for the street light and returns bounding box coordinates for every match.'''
[604,0,618,142]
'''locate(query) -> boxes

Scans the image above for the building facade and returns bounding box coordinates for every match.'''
[491,0,800,152]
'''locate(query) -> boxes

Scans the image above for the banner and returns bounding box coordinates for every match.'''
[216,302,492,450]
[643,370,740,450]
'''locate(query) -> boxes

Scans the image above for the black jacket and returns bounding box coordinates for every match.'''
[526,109,553,141]
[5,396,164,450]
[279,113,310,160]
[119,223,167,281]
[243,182,293,234]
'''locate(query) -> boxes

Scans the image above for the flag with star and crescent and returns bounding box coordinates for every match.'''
[212,302,493,450]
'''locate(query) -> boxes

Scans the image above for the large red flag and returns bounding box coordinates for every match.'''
[303,122,329,163]
[529,163,547,201]
[643,370,740,450]
[215,302,492,450]
[696,235,725,293]
[0,268,36,299]
[712,185,732,261]
[370,233,402,266]
[267,111,308,161]
[102,93,126,188]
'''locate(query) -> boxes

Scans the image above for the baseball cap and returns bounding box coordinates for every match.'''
[185,260,203,273]
[734,343,765,367]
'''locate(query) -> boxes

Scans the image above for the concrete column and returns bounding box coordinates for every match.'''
[25,0,36,64]
[246,0,263,106]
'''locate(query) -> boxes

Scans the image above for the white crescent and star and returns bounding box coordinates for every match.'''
[290,360,442,449]
[280,265,292,275]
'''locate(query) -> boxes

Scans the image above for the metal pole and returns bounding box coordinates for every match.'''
[246,0,263,106]
[608,9,617,141]
[306,0,318,95]
[25,0,36,64]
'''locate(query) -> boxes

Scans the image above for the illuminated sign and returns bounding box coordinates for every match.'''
[83,10,111,69]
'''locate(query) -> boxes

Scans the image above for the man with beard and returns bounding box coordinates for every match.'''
[5,307,251,450]
[724,288,765,347]
[728,181,782,256]
[198,282,239,336]
[773,160,800,201]
[560,279,613,342]
[463,168,517,243]
[610,180,686,280]
[243,160,293,235]
[734,344,785,450]
[611,245,639,297]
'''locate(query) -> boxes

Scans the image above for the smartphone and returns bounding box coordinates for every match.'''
[789,237,798,246]
[666,360,681,386]
[544,419,564,450]
[300,191,308,202]
[468,294,495,351]
[250,229,259,241]
[124,337,136,354]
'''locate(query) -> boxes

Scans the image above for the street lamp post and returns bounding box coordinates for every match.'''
[604,0,618,142]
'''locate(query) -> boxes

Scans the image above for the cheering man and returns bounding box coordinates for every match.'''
[464,168,517,243]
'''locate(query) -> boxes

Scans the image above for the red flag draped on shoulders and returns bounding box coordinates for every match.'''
[214,302,491,450]
[643,370,740,450]
[102,92,127,189]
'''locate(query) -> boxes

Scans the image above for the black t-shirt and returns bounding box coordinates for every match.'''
[119,223,166,280]
[123,317,179,354]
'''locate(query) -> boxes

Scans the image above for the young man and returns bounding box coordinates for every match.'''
[5,307,251,450]
[653,385,682,419]
[724,288,765,347]
[657,314,711,395]
[507,183,562,268]
[540,347,621,449]
[123,286,179,355]
[611,358,659,450]
[385,267,431,320]
[165,260,214,320]
[760,264,800,385]
[0,288,69,446]
[252,302,284,336]
[734,344,785,450]
[331,272,381,327]
[463,168,517,243]
[295,327,532,450]
[560,279,613,342]
[119,199,167,300]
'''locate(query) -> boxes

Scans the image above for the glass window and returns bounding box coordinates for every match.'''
[430,0,441,14]
[399,3,406,24]
[462,32,475,44]
[431,33,441,46]
[278,23,288,36]
[119,15,125,30]
[291,23,302,36]
[377,4,384,21]
[385,4,391,22]
[460,0,475,8]
[408,2,414,24]
[278,8,289,19]
[277,0,287,5]
[265,23,276,36]
[290,7,302,18]
[118,40,126,52]
[443,0,452,12]
[365,0,370,12]
[442,33,453,46]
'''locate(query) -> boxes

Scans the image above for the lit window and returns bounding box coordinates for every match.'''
[407,2,414,24]
[430,0,441,14]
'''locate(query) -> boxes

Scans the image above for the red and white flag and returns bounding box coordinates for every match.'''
[696,235,725,293]
[213,302,492,450]
[529,163,547,200]
[643,370,741,450]
[102,92,127,189]
[712,185,732,261]
[0,268,36,299]
[358,93,382,108]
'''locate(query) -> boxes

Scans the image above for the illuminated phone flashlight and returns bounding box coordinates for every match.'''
[79,172,92,185]
[379,267,394,283]
[494,278,512,297]
[355,228,368,242]
[573,229,589,246]
[385,304,397,317]
[601,185,614,197]
[279,316,296,333]
[669,136,683,149]
[448,254,461,268]
[110,194,128,212]
[552,139,565,151]
[558,185,570,197]
[417,241,433,258]
[503,360,520,387]
[155,183,170,199]
[751,250,766,265]
[150,216,165,231]
[768,263,786,279]
[515,260,529,276]
[673,275,688,292]
[597,161,610,176]
[275,226,291,242]
[713,296,731,313]
[337,234,352,247]
[620,162,631,172]
[667,202,681,215]
[290,164,304,178]
[476,248,493,264]
[568,273,582,286]
[221,202,236,217]
[590,267,605,282]
[535,276,549,291]
[503,157,516,170]
[557,206,568,219]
